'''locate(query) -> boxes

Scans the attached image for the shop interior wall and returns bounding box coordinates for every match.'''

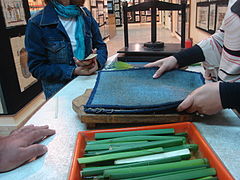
[84,1,90,10]
[189,0,211,44]
[171,0,211,44]
[171,0,182,40]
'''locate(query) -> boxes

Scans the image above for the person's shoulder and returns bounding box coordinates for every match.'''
[28,9,44,24]
[81,7,91,16]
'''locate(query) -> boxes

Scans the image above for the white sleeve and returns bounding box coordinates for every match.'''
[198,29,224,68]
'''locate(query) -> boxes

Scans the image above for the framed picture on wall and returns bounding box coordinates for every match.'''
[176,13,181,36]
[135,15,140,22]
[216,5,228,30]
[91,8,97,20]
[146,10,151,15]
[141,11,145,15]
[208,3,216,32]
[99,15,104,26]
[107,2,113,11]
[0,0,27,27]
[146,16,151,22]
[10,36,37,92]
[114,3,119,11]
[127,11,134,22]
[90,0,96,6]
[115,11,120,18]
[97,2,104,15]
[116,18,121,25]
[141,16,146,22]
[196,5,209,31]
[104,0,107,6]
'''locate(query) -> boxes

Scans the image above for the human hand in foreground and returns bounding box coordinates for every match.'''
[144,56,179,78]
[73,57,98,76]
[177,82,223,115]
[0,125,55,172]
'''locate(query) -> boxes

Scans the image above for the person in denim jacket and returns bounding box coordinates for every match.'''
[25,0,108,99]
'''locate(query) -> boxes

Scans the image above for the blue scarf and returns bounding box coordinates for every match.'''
[51,0,85,60]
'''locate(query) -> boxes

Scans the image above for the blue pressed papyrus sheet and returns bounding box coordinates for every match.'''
[84,68,205,114]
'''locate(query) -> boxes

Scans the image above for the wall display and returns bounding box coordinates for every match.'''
[146,16,151,22]
[196,1,228,34]
[104,0,107,6]
[90,0,96,6]
[98,2,104,15]
[216,5,228,30]
[107,2,113,11]
[116,18,121,25]
[10,36,37,92]
[0,0,42,114]
[0,0,27,27]
[113,0,122,26]
[91,8,97,20]
[99,15,105,26]
[141,16,146,22]
[115,11,120,18]
[208,3,216,32]
[127,11,134,22]
[196,5,209,31]
[135,15,140,22]
[146,10,151,15]
[156,15,159,23]
[176,12,181,36]
[90,0,109,39]
[114,3,119,11]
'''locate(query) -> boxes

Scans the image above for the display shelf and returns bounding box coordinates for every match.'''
[90,0,110,39]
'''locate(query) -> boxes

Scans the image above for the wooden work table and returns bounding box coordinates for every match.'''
[0,55,239,180]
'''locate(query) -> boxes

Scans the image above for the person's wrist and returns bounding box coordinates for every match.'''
[72,67,78,77]
[171,56,179,69]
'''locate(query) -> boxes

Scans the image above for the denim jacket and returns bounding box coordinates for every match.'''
[25,3,108,99]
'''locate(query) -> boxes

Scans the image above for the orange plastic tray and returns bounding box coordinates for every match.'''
[69,122,234,180]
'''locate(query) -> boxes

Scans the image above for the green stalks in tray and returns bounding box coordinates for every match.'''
[90,139,183,156]
[94,128,175,139]
[164,144,198,153]
[85,141,148,151]
[78,128,218,180]
[122,167,207,180]
[81,156,183,177]
[114,149,191,165]
[87,135,186,145]
[196,176,218,180]
[122,168,216,180]
[103,159,209,179]
[78,147,163,164]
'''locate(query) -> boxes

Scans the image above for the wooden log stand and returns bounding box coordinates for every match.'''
[72,89,193,129]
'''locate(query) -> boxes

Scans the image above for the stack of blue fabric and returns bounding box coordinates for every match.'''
[84,68,205,114]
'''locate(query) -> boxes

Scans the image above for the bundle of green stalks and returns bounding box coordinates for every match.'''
[78,128,218,180]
